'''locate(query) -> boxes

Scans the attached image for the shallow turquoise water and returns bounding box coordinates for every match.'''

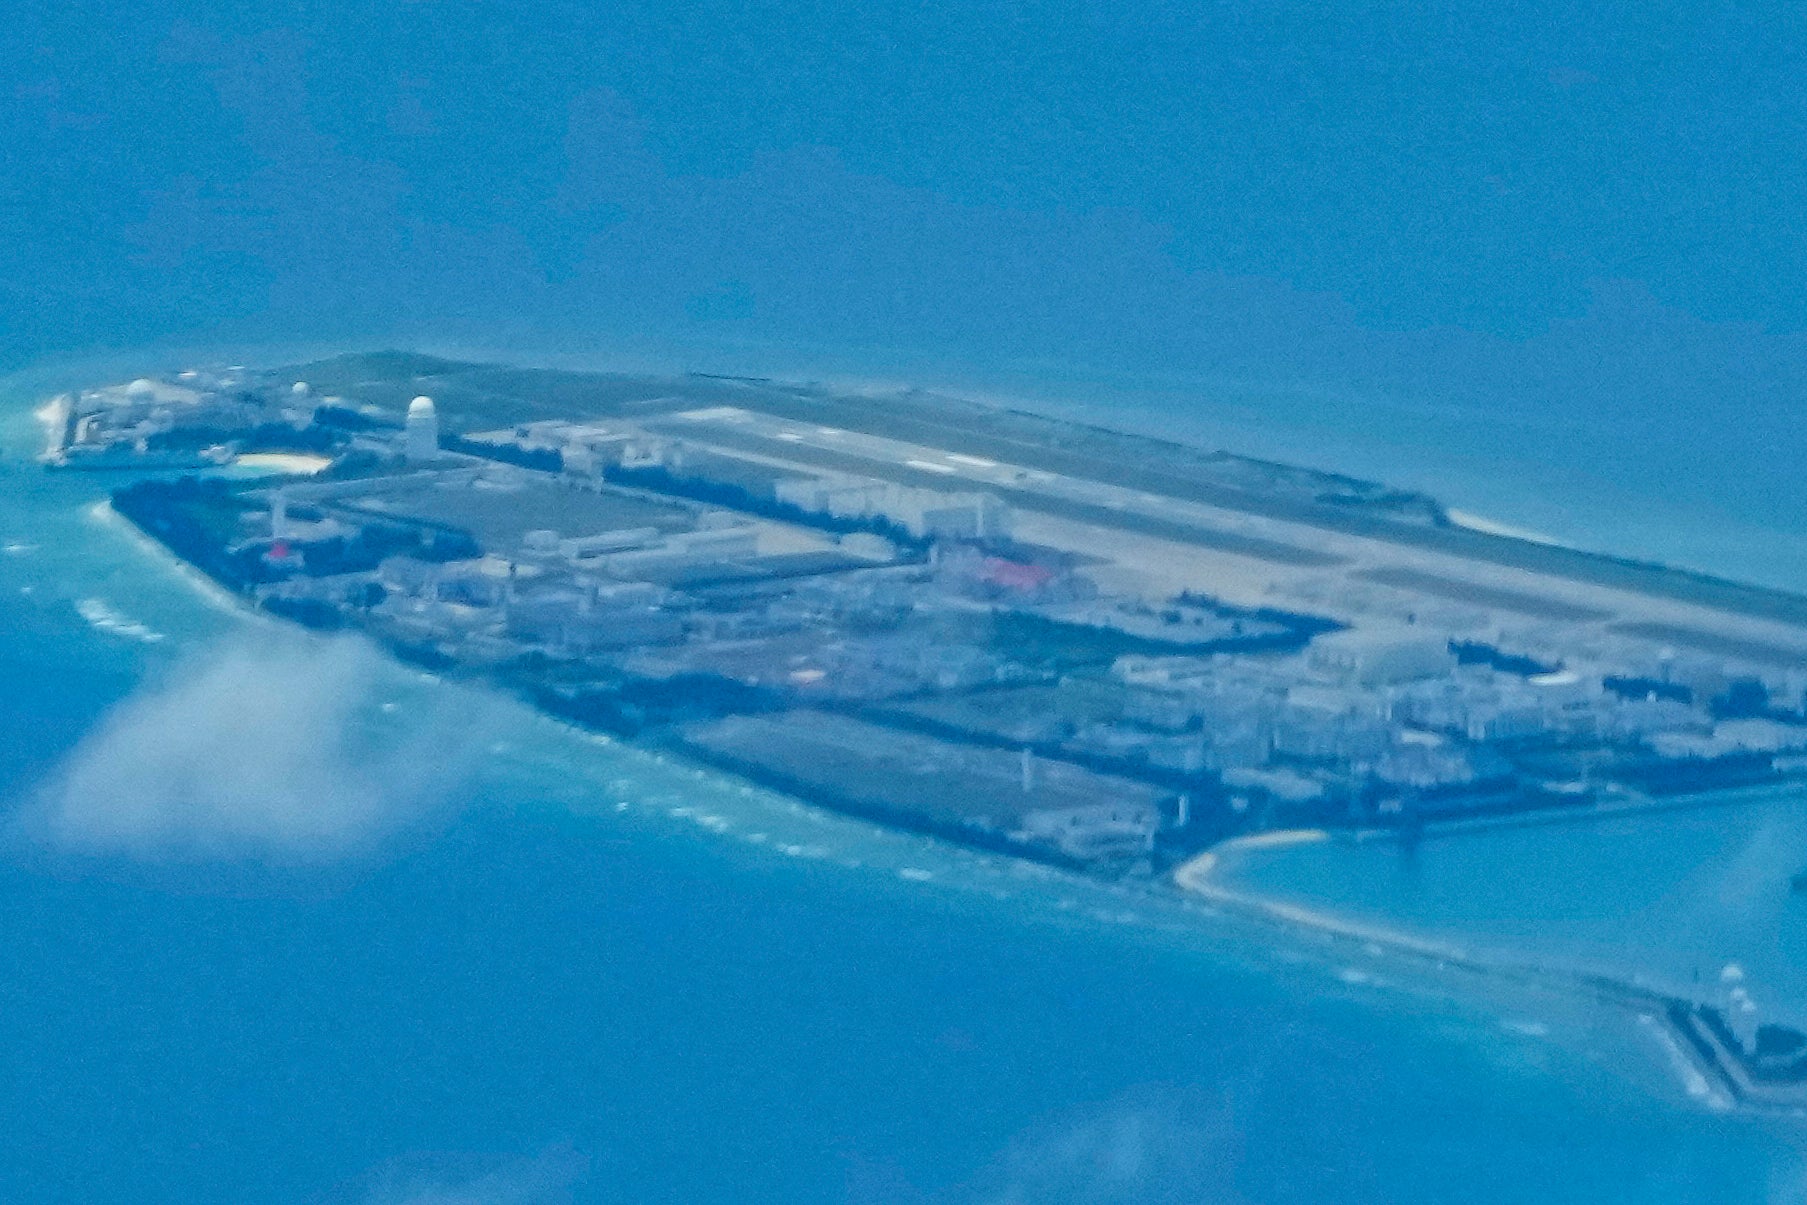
[1216,793,1807,1008]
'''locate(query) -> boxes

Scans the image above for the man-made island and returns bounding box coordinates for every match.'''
[42,351,1807,1112]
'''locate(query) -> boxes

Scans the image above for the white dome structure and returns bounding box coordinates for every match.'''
[404,395,439,463]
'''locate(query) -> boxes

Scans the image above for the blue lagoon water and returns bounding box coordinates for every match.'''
[1214,791,1807,1008]
[3,354,1806,1203]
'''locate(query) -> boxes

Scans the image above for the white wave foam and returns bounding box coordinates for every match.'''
[75,597,164,644]
[83,500,250,619]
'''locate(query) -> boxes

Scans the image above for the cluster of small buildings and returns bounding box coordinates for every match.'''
[42,368,418,474]
[774,474,1012,542]
[44,372,258,464]
[94,367,1807,874]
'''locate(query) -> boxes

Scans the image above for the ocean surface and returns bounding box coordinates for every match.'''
[6,357,1807,1205]
[11,4,1807,1198]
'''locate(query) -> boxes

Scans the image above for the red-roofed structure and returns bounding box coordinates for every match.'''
[980,557,1054,592]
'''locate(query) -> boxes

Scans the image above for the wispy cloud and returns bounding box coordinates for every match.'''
[355,1147,589,1205]
[965,1088,1251,1205]
[21,632,498,860]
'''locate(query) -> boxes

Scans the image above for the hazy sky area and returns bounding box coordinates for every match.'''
[6,5,1806,535]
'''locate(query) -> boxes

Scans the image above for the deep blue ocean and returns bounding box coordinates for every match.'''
[8,4,1807,1199]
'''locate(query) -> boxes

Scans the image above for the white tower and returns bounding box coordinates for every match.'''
[286,381,317,424]
[405,395,439,463]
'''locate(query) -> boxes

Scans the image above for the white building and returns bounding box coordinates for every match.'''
[774,472,1011,541]
[1017,800,1160,861]
[1309,628,1453,686]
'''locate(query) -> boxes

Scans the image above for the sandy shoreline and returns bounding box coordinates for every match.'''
[1444,507,1567,547]
[233,452,332,475]
[82,499,264,624]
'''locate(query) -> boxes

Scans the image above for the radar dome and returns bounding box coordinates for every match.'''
[409,395,435,413]
[127,378,157,397]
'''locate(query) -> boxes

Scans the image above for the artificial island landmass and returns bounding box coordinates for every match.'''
[38,351,1807,1114]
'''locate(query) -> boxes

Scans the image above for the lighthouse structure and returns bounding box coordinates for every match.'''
[405,395,439,463]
